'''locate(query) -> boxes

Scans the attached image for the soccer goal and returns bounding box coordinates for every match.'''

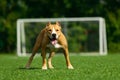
[16,17,107,56]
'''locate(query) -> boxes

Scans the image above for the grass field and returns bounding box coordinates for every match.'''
[0,54,120,80]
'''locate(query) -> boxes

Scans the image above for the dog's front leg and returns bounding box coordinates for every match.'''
[41,49,47,70]
[48,52,55,69]
[63,48,74,69]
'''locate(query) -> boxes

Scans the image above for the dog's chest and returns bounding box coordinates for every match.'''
[47,43,62,51]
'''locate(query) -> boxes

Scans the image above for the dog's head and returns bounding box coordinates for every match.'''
[46,22,61,45]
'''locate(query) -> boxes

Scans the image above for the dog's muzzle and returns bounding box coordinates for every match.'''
[49,33,57,45]
[52,33,56,39]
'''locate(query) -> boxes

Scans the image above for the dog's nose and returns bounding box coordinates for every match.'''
[52,33,56,38]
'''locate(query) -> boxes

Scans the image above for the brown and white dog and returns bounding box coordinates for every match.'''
[25,22,74,70]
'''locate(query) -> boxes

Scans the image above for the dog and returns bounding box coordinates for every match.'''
[25,22,74,70]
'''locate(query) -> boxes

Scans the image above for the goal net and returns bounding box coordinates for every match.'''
[16,17,107,56]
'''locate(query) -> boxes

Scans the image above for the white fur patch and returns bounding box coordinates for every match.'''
[51,27,59,39]
[54,43,62,48]
[52,27,56,34]
[47,42,63,51]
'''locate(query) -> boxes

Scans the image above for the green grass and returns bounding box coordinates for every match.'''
[0,54,120,80]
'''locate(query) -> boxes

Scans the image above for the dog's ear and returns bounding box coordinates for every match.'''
[46,22,51,26]
[56,21,61,26]
[56,21,61,30]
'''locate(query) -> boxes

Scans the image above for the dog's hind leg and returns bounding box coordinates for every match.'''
[25,38,41,69]
[25,30,44,68]
[48,52,55,69]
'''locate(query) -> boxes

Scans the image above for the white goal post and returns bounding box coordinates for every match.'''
[16,17,107,56]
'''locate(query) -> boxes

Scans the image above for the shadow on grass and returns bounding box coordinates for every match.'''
[19,67,41,70]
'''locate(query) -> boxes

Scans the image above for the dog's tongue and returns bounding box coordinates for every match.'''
[51,40,57,45]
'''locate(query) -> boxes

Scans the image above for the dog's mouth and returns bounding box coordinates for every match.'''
[49,37,57,45]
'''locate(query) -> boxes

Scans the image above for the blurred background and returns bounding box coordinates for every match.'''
[0,0,120,54]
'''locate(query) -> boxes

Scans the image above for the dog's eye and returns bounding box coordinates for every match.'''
[56,29,59,31]
[48,30,52,32]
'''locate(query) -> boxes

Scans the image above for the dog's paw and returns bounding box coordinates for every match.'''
[42,66,47,70]
[49,66,54,69]
[67,65,74,69]
[25,65,30,69]
[26,67,30,69]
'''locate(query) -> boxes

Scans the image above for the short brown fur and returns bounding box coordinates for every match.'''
[25,22,74,69]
